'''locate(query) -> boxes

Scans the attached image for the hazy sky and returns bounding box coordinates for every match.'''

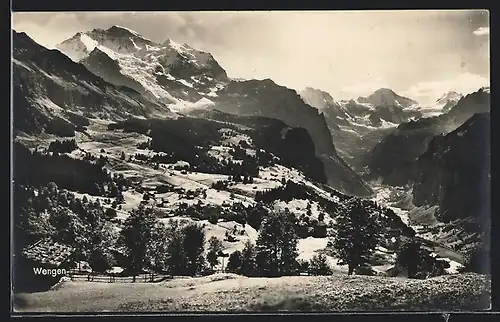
[12,10,490,105]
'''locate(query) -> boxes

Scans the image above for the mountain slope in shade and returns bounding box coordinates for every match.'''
[363,88,490,186]
[12,30,174,136]
[208,79,373,197]
[358,88,418,108]
[56,25,228,104]
[412,113,490,224]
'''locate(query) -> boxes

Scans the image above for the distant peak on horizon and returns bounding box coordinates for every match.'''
[109,25,140,34]
[357,87,418,108]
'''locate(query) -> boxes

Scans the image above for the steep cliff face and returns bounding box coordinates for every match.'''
[364,88,490,185]
[412,113,490,226]
[80,47,147,95]
[364,117,444,185]
[300,87,352,129]
[214,79,373,196]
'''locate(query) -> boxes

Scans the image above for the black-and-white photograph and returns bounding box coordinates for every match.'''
[11,10,490,313]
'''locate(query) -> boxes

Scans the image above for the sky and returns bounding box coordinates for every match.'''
[12,10,490,105]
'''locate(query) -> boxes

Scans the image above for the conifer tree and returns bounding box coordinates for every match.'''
[331,198,381,275]
[207,236,224,270]
[240,240,257,276]
[227,250,243,273]
[181,223,206,276]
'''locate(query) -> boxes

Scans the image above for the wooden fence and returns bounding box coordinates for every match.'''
[67,270,173,283]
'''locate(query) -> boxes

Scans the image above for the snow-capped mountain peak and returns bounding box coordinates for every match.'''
[107,25,141,37]
[436,91,463,104]
[56,25,229,108]
[435,91,464,113]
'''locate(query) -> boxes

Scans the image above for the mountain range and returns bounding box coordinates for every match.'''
[363,87,490,186]
[11,25,490,284]
[299,87,422,171]
[51,26,372,196]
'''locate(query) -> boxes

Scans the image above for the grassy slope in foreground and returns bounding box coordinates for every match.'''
[14,273,490,312]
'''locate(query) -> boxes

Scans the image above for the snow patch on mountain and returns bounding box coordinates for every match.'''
[169,97,215,113]
[80,34,98,52]
[130,38,142,51]
[12,58,35,72]
[177,79,194,88]
[379,119,399,129]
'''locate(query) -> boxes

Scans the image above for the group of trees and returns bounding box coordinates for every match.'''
[224,211,334,277]
[133,143,262,180]
[255,180,314,203]
[395,239,451,279]
[14,182,210,277]
[109,118,264,179]
[13,139,484,281]
[119,206,207,276]
[210,176,254,192]
[45,117,77,137]
[14,182,118,274]
[328,197,441,278]
[15,143,113,196]
[255,180,343,216]
[47,139,78,154]
[170,201,268,231]
[296,212,329,238]
[15,142,131,199]
[121,194,487,279]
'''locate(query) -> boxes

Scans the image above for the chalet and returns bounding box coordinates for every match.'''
[22,237,75,269]
[15,238,75,291]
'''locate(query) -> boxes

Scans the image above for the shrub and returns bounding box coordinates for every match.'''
[308,253,333,276]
